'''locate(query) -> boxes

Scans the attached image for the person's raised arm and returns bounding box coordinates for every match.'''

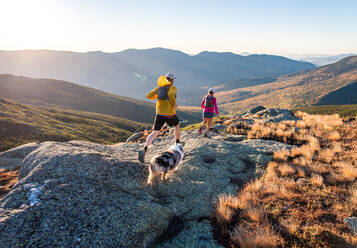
[146,87,158,100]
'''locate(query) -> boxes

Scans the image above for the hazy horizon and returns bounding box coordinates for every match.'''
[0,47,355,60]
[1,0,357,56]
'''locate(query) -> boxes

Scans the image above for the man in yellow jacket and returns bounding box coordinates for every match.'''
[138,73,180,163]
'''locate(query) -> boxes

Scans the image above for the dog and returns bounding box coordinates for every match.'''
[147,144,184,185]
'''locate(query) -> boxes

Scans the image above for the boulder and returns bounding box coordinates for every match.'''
[238,108,299,124]
[0,131,295,247]
[0,142,40,170]
[255,108,299,123]
[240,105,266,117]
[345,217,357,235]
[126,132,144,143]
[248,105,266,114]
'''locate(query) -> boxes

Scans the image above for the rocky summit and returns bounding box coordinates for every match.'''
[0,125,294,247]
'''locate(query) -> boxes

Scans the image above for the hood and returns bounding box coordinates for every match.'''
[157,75,173,87]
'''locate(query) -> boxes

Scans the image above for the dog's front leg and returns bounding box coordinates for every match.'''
[147,171,154,185]
[161,172,167,180]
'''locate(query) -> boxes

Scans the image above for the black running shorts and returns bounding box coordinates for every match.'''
[153,114,180,130]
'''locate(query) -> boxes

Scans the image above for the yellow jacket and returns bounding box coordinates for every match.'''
[146,75,177,115]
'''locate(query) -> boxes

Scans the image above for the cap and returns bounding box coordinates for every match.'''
[165,73,176,80]
[208,88,215,94]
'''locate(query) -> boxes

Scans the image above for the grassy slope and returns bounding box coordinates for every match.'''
[0,98,145,152]
[317,81,357,105]
[0,74,201,123]
[217,56,357,114]
[294,104,357,117]
[213,76,276,91]
[213,113,357,247]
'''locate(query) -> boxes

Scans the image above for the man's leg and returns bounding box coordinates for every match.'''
[168,115,180,144]
[138,115,163,163]
[174,123,180,143]
[145,130,160,148]
[138,130,159,163]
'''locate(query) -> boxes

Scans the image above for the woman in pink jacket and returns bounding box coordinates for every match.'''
[199,88,220,136]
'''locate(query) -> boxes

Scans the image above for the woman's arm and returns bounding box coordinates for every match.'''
[201,97,205,109]
[213,97,219,115]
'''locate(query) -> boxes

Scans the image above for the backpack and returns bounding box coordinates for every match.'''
[205,95,213,108]
[157,85,170,100]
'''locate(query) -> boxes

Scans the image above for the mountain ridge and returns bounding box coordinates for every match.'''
[218,55,357,113]
[0,48,315,104]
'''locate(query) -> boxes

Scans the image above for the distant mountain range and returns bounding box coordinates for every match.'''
[0,48,315,105]
[0,74,201,123]
[217,56,357,113]
[289,53,356,66]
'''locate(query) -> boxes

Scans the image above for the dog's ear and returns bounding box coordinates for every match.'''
[150,155,159,165]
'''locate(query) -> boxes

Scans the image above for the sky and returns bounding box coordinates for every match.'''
[1,0,356,56]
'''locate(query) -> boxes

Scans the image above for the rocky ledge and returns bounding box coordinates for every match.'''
[0,126,295,247]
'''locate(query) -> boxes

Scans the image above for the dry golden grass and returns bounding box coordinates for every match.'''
[305,135,320,152]
[278,163,296,176]
[318,149,335,163]
[265,161,278,178]
[340,163,357,182]
[296,120,307,129]
[216,203,235,225]
[350,188,357,207]
[311,173,324,186]
[328,130,341,141]
[261,181,280,196]
[298,145,314,161]
[273,150,289,161]
[278,178,299,199]
[0,168,19,199]
[277,123,287,130]
[213,112,357,247]
[218,193,240,209]
[236,190,259,209]
[296,168,306,177]
[275,128,285,138]
[231,225,281,248]
[330,142,343,153]
[244,179,263,193]
[246,207,267,224]
[333,161,346,168]
[290,147,303,157]
[333,202,345,212]
[280,218,299,235]
[215,194,240,224]
[292,156,308,167]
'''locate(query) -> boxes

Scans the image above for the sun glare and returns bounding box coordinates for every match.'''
[1,0,70,50]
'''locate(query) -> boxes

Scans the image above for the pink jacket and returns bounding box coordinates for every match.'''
[201,95,219,114]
